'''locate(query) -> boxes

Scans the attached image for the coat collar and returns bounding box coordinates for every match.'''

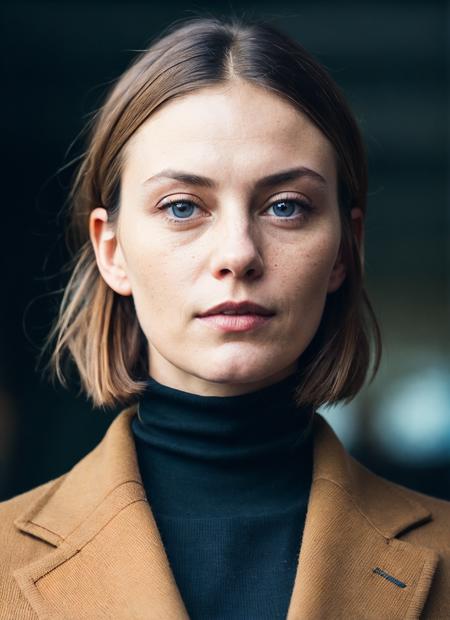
[13,406,438,619]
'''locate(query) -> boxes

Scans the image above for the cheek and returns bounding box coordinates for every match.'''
[282,229,340,304]
[120,225,193,329]
[129,256,176,314]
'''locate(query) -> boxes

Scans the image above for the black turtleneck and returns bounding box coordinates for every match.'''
[131,370,315,620]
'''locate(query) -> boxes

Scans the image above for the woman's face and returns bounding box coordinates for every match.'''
[90,80,363,396]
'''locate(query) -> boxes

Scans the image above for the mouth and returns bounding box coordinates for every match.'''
[196,312,274,332]
[197,300,275,318]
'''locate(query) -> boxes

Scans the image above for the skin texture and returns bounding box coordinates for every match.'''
[90,79,363,396]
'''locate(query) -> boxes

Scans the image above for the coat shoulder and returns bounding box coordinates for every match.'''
[0,474,65,526]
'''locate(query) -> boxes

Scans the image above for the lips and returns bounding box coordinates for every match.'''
[197,301,275,317]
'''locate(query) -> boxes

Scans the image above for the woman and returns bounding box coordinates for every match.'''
[0,15,449,620]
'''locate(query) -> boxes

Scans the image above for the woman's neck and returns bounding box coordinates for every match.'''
[132,371,315,518]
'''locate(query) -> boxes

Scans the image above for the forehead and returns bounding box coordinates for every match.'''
[122,80,337,188]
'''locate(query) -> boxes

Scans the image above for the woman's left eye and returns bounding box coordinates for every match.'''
[265,199,312,219]
[158,197,312,224]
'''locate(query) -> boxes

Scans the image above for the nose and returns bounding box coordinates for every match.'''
[209,214,264,281]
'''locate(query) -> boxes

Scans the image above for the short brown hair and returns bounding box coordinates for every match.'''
[42,15,382,410]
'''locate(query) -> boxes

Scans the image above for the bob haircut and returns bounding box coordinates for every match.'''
[43,15,382,410]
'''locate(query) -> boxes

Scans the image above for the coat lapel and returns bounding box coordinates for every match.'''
[13,407,438,619]
[286,414,439,620]
[13,405,189,620]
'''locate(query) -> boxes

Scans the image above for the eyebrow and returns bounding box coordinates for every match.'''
[142,166,327,190]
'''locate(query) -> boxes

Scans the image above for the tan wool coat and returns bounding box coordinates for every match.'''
[0,406,449,619]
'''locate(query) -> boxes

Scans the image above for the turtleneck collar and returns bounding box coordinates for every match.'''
[132,370,315,518]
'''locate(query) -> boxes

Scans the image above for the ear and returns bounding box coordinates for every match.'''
[89,208,132,296]
[327,208,364,293]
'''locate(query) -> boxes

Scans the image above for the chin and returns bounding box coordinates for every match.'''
[193,355,282,386]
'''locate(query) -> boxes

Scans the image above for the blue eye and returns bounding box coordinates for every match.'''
[163,200,197,219]
[268,199,311,218]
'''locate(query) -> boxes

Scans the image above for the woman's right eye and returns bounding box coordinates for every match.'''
[158,200,203,224]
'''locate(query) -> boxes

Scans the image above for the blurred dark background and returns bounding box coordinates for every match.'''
[0,1,449,502]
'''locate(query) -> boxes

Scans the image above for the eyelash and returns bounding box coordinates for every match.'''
[157,195,314,226]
